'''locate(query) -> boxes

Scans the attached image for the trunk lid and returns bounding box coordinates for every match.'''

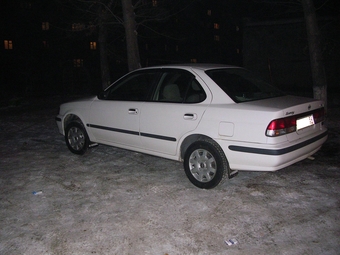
[247,95,325,142]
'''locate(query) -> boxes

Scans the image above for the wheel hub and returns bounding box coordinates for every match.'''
[189,149,217,183]
[68,127,85,150]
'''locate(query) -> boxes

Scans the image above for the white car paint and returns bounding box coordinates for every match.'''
[140,102,208,155]
[56,64,327,174]
[88,100,142,148]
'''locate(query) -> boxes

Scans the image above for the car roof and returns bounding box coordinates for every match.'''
[140,63,241,71]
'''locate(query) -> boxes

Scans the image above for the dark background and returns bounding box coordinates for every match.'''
[0,0,339,105]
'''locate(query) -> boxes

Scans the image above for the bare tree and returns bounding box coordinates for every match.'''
[98,2,114,89]
[252,0,329,110]
[121,0,141,71]
[301,0,328,110]
[55,0,123,89]
[55,0,177,89]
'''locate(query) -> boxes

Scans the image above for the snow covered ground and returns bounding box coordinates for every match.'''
[0,96,339,255]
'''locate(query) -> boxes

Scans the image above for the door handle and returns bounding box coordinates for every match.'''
[128,108,138,114]
[184,113,197,120]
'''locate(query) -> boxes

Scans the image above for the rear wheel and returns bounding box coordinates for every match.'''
[184,138,229,189]
[65,122,89,155]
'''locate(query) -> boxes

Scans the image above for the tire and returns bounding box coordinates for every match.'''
[65,122,90,155]
[184,138,229,189]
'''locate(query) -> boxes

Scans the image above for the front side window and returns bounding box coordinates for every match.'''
[104,70,159,101]
[152,69,206,103]
[206,68,285,103]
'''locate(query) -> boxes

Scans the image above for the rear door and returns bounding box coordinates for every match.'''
[140,69,210,155]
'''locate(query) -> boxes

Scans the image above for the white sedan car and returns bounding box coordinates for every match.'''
[56,64,327,189]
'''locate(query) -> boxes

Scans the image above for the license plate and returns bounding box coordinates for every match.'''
[297,114,315,130]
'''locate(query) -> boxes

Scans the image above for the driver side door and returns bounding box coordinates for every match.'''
[88,70,160,148]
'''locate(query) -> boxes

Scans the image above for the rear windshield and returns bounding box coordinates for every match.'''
[205,68,285,103]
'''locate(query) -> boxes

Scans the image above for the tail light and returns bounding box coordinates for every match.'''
[313,107,325,123]
[266,108,325,137]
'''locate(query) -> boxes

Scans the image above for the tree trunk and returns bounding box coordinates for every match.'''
[98,20,111,90]
[121,0,141,71]
[301,0,328,111]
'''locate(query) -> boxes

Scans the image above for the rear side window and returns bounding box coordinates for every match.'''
[206,68,284,103]
[152,69,206,103]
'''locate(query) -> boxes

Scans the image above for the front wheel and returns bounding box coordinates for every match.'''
[184,139,229,189]
[65,122,90,155]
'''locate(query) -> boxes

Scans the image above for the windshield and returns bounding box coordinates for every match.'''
[205,68,285,103]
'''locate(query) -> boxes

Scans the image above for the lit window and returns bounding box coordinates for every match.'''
[207,10,211,16]
[90,42,97,50]
[42,22,49,30]
[43,40,49,48]
[214,23,219,29]
[190,59,197,63]
[72,23,85,31]
[152,0,157,7]
[4,40,13,50]
[214,35,220,41]
[73,59,83,67]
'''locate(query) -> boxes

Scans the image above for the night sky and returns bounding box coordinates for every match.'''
[0,0,339,99]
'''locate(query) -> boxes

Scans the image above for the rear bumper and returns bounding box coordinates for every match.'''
[221,130,328,171]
